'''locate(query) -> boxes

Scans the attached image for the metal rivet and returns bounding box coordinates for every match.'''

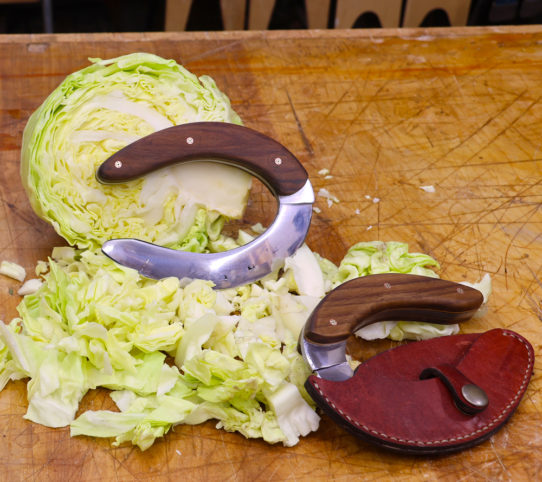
[329,319,337,326]
[384,282,391,289]
[114,160,122,168]
[461,383,489,408]
[457,287,464,294]
[186,137,194,145]
[274,157,282,165]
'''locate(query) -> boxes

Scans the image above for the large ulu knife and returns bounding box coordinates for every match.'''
[300,273,534,454]
[97,122,314,288]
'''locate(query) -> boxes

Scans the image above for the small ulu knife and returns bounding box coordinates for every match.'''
[96,122,314,288]
[300,273,485,382]
[300,273,534,455]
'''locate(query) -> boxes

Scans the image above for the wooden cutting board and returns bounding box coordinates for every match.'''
[0,26,541,480]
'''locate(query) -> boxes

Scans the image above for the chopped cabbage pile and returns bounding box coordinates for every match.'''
[0,241,489,450]
[20,53,251,251]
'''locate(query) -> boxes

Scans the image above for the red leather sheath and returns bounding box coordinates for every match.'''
[305,329,534,455]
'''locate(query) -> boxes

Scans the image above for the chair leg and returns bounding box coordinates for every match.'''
[305,0,331,29]
[248,0,276,29]
[402,0,472,27]
[220,0,247,30]
[42,0,53,33]
[164,0,193,31]
[335,0,402,28]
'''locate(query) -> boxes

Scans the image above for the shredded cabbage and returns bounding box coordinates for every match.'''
[0,246,319,446]
[20,53,251,251]
[18,279,43,296]
[0,261,26,282]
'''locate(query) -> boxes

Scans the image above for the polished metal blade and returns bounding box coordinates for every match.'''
[102,180,314,289]
[299,329,353,382]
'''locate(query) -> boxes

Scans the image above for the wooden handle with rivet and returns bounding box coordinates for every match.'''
[96,121,308,197]
[304,273,484,344]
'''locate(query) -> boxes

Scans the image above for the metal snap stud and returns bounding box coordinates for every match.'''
[461,383,489,409]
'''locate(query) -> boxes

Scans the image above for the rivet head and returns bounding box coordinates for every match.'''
[114,160,122,168]
[384,282,391,289]
[461,383,489,408]
[329,319,337,326]
[274,157,282,165]
[457,287,464,294]
[186,137,194,145]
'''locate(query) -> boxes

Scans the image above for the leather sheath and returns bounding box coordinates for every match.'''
[305,328,534,455]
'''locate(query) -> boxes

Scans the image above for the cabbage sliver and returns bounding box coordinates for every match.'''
[21,53,251,250]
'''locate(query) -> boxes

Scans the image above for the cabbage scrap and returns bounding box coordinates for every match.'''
[0,241,489,450]
[0,261,26,282]
[20,53,251,251]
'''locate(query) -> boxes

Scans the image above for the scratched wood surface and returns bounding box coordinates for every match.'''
[0,27,541,480]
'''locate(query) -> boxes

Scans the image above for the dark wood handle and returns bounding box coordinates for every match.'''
[96,122,308,197]
[304,274,484,344]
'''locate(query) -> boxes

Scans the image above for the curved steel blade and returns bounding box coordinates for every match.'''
[299,330,353,382]
[102,180,314,289]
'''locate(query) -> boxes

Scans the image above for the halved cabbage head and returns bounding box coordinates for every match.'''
[21,53,251,251]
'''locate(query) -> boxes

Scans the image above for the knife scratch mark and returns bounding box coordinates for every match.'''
[463,94,541,166]
[396,157,542,172]
[501,185,542,289]
[218,429,239,482]
[327,77,395,174]
[490,437,510,475]
[514,245,542,316]
[182,40,245,63]
[30,424,36,480]
[324,84,353,120]
[286,90,314,157]
[104,445,140,479]
[1,197,44,233]
[410,173,542,272]
[76,448,90,480]
[379,89,535,206]
[524,292,542,323]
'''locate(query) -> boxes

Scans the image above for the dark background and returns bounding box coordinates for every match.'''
[0,0,541,34]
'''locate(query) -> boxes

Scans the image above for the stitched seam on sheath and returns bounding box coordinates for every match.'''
[313,331,533,447]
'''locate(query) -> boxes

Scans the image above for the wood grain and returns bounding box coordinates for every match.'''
[1,26,541,480]
[97,122,308,196]
[305,274,483,343]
